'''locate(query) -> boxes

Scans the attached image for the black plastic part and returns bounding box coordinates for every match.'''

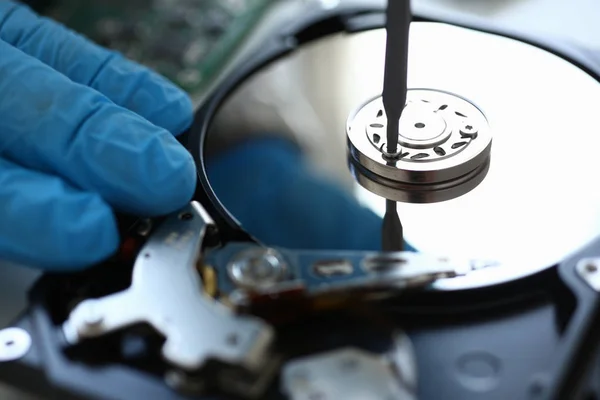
[2,235,600,400]
[3,4,600,400]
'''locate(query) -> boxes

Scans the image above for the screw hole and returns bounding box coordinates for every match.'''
[586,263,598,272]
[179,212,193,221]
[414,122,425,129]
[5,340,14,347]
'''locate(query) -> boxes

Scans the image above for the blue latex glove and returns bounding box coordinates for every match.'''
[0,2,196,270]
[207,138,415,252]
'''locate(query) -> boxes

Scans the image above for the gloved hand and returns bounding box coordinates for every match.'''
[0,2,196,270]
[207,138,415,252]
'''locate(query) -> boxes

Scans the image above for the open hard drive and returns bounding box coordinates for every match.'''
[3,1,600,400]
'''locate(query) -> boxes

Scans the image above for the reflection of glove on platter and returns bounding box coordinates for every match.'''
[207,138,415,252]
[0,1,196,270]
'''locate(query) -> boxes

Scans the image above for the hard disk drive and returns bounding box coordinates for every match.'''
[2,2,600,400]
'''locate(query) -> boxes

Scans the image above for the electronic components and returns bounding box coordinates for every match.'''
[43,0,274,93]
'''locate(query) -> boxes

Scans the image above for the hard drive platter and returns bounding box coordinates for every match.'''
[3,4,600,400]
[201,18,600,290]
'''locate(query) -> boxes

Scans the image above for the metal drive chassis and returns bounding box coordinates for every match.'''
[2,4,600,400]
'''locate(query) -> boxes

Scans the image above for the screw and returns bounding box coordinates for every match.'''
[586,263,598,273]
[179,212,193,221]
[460,124,478,138]
[227,248,286,288]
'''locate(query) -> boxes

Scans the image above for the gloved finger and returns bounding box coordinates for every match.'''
[0,156,119,270]
[0,1,192,135]
[0,40,196,216]
[207,138,416,252]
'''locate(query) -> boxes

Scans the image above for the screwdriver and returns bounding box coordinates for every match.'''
[381,0,411,252]
[382,0,411,156]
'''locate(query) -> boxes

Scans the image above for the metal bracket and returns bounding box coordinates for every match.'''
[215,244,501,303]
[63,201,274,374]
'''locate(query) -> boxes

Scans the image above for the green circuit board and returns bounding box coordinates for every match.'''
[42,0,274,95]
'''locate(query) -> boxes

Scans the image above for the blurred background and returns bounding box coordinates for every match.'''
[2,0,600,398]
[20,0,600,105]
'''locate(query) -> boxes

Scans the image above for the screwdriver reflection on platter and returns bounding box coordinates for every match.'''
[382,199,403,252]
[381,0,411,251]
